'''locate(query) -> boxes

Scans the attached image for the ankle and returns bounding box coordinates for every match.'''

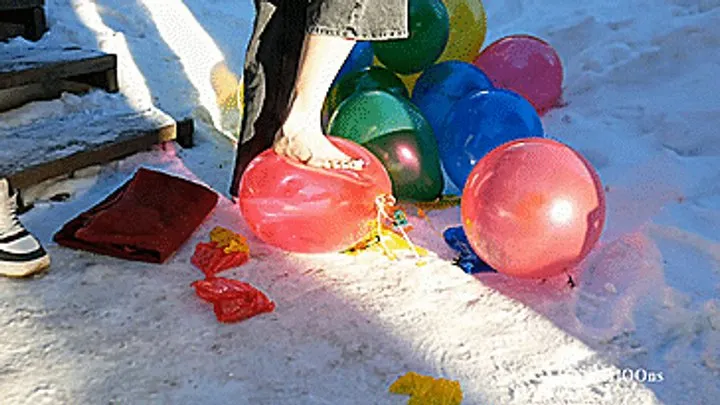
[285,96,323,129]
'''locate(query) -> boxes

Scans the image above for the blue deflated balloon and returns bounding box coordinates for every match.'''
[443,226,496,274]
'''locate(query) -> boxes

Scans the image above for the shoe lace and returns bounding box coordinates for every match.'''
[0,192,24,235]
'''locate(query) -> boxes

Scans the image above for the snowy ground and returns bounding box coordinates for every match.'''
[1,0,719,404]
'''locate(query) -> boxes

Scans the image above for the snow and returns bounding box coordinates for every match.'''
[1,0,719,404]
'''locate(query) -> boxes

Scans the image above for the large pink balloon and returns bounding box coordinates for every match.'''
[473,35,563,114]
[461,138,606,279]
[238,137,392,253]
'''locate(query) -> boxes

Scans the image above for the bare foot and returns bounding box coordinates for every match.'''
[273,124,365,170]
[270,35,363,170]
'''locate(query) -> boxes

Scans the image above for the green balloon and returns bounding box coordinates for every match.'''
[328,90,424,145]
[323,66,409,127]
[372,0,450,75]
[364,130,444,201]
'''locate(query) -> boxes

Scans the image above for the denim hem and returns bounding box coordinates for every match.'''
[306,25,408,41]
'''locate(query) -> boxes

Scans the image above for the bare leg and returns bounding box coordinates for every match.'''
[273,34,365,170]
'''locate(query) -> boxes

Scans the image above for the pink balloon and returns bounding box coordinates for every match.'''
[473,35,563,114]
[238,137,393,254]
[461,138,606,279]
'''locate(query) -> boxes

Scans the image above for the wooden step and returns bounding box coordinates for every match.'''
[1,99,194,192]
[0,1,45,41]
[0,21,24,40]
[0,46,117,112]
[0,0,43,9]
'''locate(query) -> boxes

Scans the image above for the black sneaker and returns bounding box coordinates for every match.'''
[0,179,50,277]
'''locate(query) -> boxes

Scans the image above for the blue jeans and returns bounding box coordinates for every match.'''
[229,0,408,197]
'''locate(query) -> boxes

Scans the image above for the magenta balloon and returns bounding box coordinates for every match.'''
[473,35,563,115]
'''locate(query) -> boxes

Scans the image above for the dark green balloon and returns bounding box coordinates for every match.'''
[327,91,444,201]
[372,0,450,75]
[322,66,408,130]
[328,90,424,145]
[364,130,444,202]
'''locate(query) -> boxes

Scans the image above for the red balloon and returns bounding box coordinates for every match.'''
[461,138,606,278]
[238,137,393,253]
[473,35,563,114]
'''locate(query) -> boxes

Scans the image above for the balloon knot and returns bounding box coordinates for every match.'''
[375,194,423,262]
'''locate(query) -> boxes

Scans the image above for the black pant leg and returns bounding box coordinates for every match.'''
[229,0,308,197]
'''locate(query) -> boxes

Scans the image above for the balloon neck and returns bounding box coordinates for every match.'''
[374,194,424,265]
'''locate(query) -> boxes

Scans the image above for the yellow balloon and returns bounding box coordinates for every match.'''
[373,56,423,93]
[400,72,422,93]
[439,0,487,63]
[373,0,487,93]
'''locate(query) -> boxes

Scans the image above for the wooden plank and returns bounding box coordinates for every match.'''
[0,80,93,112]
[25,6,46,40]
[0,21,24,40]
[0,5,45,41]
[1,106,179,190]
[0,46,116,91]
[8,125,177,191]
[0,0,43,10]
[175,118,194,148]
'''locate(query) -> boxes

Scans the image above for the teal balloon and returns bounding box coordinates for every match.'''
[372,0,450,75]
[328,90,423,145]
[328,91,444,201]
[322,66,408,130]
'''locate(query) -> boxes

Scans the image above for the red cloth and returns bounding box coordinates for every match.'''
[54,168,218,263]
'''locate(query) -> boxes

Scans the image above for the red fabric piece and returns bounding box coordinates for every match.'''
[54,168,218,263]
[191,277,275,323]
[191,242,249,276]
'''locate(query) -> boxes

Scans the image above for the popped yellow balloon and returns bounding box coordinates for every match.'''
[439,0,488,63]
[389,372,463,405]
[209,226,249,254]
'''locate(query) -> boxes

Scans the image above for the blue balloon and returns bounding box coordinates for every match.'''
[441,164,461,195]
[334,42,374,85]
[441,88,545,189]
[411,61,493,138]
[443,226,496,274]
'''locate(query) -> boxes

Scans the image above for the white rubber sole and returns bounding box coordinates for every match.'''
[0,255,51,278]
